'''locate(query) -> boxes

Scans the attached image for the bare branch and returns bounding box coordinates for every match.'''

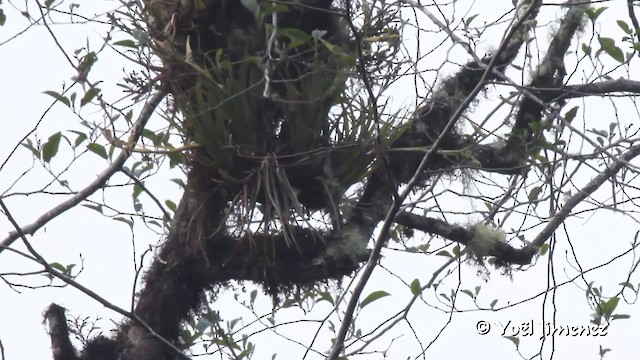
[530,143,640,250]
[542,79,640,100]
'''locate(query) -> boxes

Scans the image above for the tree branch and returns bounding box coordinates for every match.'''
[44,304,79,360]
[506,0,588,150]
[529,143,640,250]
[541,78,640,100]
[394,212,537,265]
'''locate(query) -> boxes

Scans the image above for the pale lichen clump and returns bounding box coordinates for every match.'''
[466,222,506,260]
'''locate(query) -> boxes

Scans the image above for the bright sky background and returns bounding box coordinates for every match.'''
[1,1,639,359]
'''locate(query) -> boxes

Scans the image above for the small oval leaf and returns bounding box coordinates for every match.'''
[598,37,624,63]
[410,279,421,295]
[360,290,390,309]
[165,199,177,212]
[80,87,101,107]
[318,291,335,306]
[42,132,62,163]
[43,90,70,107]
[87,143,108,159]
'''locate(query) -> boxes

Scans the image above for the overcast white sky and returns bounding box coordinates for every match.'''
[1,1,639,359]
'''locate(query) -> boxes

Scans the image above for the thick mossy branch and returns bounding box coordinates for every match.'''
[506,1,588,152]
[44,304,79,360]
[394,212,537,265]
[80,164,366,360]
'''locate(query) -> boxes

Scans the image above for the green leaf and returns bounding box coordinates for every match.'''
[609,122,617,137]
[360,290,390,309]
[141,128,159,144]
[42,132,62,163]
[599,297,619,317]
[70,131,87,148]
[410,279,421,295]
[230,318,241,332]
[465,14,478,27]
[132,183,143,199]
[417,244,429,252]
[435,250,452,258]
[0,9,6,26]
[503,336,520,348]
[75,52,98,82]
[43,90,70,107]
[80,87,101,107]
[81,204,103,214]
[69,92,77,107]
[318,291,335,306]
[113,217,134,229]
[564,106,579,123]
[617,20,632,34]
[165,199,177,212]
[460,289,474,299]
[490,299,498,309]
[279,28,312,46]
[133,197,142,212]
[44,0,55,9]
[528,186,541,201]
[598,37,625,63]
[170,178,186,189]
[181,329,194,347]
[619,282,635,291]
[65,264,76,275]
[539,243,549,256]
[282,298,297,308]
[168,151,185,168]
[612,314,630,321]
[113,39,137,48]
[585,7,607,22]
[49,262,66,272]
[87,143,108,159]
